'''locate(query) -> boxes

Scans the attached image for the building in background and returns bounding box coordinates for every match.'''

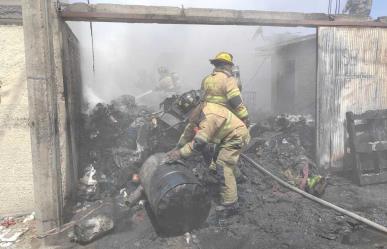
[257,34,317,115]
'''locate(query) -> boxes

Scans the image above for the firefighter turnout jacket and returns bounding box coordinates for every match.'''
[177,102,250,204]
[201,69,249,122]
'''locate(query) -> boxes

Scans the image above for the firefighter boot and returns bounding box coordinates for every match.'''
[215,202,240,219]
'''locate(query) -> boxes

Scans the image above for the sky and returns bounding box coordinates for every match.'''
[66,0,387,110]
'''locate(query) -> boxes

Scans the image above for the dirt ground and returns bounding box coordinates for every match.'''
[34,152,387,249]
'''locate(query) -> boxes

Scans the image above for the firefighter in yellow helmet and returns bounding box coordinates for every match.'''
[202,52,250,127]
[200,52,250,186]
[155,66,180,94]
[166,90,250,218]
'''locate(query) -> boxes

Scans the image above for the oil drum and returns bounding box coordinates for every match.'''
[139,153,211,235]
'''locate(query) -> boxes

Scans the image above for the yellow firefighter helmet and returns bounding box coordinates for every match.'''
[209,52,234,65]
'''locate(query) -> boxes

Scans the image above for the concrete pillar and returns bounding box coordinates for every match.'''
[21,0,65,233]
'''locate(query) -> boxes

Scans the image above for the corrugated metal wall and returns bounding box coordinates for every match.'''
[317,27,387,169]
[243,90,257,112]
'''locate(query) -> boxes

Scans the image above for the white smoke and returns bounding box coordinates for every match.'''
[66,0,332,111]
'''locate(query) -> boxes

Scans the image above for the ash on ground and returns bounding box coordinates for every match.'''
[57,96,387,249]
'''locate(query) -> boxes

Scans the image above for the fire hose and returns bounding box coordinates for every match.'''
[240,153,387,234]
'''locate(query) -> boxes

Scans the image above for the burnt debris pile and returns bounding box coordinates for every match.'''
[251,114,315,165]
[78,93,189,201]
[63,102,387,248]
[78,94,183,197]
[78,95,151,201]
[69,92,212,244]
[248,114,326,195]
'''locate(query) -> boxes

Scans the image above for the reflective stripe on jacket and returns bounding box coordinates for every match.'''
[201,70,248,120]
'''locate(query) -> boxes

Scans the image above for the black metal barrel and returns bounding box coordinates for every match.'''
[139,153,211,235]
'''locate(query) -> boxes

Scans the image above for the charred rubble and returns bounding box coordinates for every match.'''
[74,92,324,238]
[77,92,322,205]
[65,93,387,249]
[78,95,148,202]
[71,93,192,242]
[77,94,186,202]
[248,114,327,195]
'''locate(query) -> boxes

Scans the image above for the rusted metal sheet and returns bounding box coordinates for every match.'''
[59,3,387,28]
[317,27,387,169]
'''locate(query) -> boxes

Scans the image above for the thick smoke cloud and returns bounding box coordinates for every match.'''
[68,20,313,110]
[67,0,347,110]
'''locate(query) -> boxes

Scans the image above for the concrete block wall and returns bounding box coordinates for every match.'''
[0,25,34,215]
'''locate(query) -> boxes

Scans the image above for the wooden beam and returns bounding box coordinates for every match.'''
[60,3,387,28]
